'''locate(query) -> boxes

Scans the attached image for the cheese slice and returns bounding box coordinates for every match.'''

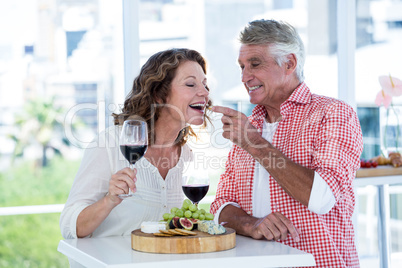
[197,220,226,235]
[141,221,167,233]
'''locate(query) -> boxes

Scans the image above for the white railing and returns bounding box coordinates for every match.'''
[0,204,64,216]
[0,196,213,216]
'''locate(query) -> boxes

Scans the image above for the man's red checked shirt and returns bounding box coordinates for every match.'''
[210,82,363,268]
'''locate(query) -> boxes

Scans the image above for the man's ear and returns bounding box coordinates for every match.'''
[285,53,297,74]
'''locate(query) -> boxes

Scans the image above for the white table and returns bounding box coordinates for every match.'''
[58,234,316,268]
[355,166,402,268]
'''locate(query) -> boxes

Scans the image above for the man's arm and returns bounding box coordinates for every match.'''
[213,105,314,207]
[213,102,363,210]
[247,136,314,207]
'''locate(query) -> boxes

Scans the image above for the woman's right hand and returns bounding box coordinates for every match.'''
[76,167,137,238]
[107,167,137,204]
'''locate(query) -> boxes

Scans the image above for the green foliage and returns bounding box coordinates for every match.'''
[0,157,80,207]
[0,214,69,267]
[0,157,79,267]
[8,97,83,167]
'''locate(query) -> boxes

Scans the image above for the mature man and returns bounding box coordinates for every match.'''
[211,19,363,268]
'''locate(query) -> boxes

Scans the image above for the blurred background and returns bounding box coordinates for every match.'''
[0,0,401,267]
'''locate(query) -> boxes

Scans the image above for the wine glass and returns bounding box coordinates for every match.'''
[182,167,210,205]
[119,119,148,199]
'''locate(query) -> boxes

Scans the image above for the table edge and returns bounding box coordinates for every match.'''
[57,235,316,268]
[58,240,108,267]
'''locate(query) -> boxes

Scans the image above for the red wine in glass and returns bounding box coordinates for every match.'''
[120,145,148,165]
[182,169,210,205]
[182,184,209,204]
[119,120,148,199]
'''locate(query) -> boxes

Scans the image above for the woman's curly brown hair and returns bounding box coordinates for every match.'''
[112,48,212,146]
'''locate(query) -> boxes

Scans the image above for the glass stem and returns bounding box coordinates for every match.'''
[129,163,134,195]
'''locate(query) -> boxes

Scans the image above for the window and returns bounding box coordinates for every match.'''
[0,0,124,266]
[355,1,402,266]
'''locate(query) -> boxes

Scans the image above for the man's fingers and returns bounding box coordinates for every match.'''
[260,227,274,241]
[276,212,300,242]
[286,224,300,242]
[253,219,273,241]
[273,225,286,241]
[212,105,242,117]
[221,115,234,125]
[261,219,283,241]
[254,214,300,243]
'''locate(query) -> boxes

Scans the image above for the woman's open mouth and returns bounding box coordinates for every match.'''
[189,102,205,113]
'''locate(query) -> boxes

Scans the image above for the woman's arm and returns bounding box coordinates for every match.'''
[76,167,136,238]
[60,128,136,238]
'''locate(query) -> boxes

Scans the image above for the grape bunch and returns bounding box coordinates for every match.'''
[162,199,214,222]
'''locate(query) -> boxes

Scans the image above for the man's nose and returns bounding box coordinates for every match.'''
[241,68,253,83]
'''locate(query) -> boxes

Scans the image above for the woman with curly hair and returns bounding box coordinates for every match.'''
[60,48,212,240]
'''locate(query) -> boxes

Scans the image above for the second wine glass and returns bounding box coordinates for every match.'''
[182,168,209,205]
[119,119,148,199]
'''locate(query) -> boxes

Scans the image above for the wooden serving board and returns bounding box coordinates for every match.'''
[131,228,236,254]
[356,165,402,178]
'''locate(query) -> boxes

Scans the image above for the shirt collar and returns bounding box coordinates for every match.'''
[283,82,311,105]
[249,82,311,128]
[280,82,311,116]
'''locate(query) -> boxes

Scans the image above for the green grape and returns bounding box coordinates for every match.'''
[184,210,192,218]
[175,209,184,217]
[182,199,191,210]
[162,213,170,221]
[189,204,197,212]
[192,212,199,219]
[205,213,214,220]
[198,214,205,220]
[169,213,175,220]
[199,209,206,215]
[170,207,179,214]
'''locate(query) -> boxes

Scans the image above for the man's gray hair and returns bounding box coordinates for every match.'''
[239,19,305,82]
